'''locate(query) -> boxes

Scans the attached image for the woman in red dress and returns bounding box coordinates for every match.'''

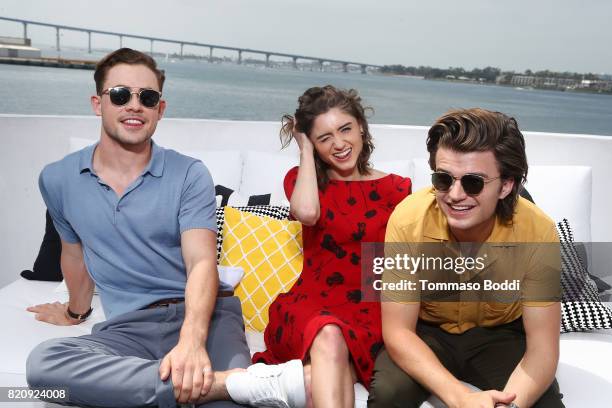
[253,85,411,407]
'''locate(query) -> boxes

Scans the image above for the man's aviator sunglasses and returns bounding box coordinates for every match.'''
[431,171,500,195]
[101,87,162,108]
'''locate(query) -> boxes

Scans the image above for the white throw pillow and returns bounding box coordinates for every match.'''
[373,159,414,178]
[240,151,298,206]
[182,150,243,192]
[525,166,591,243]
[411,157,432,191]
[69,137,95,153]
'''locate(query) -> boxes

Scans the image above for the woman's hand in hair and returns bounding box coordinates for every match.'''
[293,125,314,154]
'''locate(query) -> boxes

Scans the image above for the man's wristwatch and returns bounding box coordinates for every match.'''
[66,306,93,321]
[495,403,519,408]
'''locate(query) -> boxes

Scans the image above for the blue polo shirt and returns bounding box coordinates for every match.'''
[39,141,218,319]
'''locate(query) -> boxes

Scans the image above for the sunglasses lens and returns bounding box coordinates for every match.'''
[432,172,486,195]
[432,172,453,191]
[139,90,160,108]
[461,175,485,195]
[108,87,131,106]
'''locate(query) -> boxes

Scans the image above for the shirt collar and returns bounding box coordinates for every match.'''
[78,142,97,174]
[78,140,164,178]
[142,141,164,178]
[423,189,451,241]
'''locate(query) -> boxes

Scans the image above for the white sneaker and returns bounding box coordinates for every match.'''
[226,359,306,408]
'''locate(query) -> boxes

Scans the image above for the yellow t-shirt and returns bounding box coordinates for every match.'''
[383,187,561,334]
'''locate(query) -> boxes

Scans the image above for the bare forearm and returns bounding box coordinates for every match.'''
[61,252,94,314]
[504,346,559,407]
[180,262,218,344]
[385,328,470,408]
[505,303,562,407]
[290,150,320,225]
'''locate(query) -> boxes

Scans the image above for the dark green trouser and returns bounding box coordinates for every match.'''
[368,319,564,408]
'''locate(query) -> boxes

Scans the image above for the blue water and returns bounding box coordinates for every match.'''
[1,57,612,136]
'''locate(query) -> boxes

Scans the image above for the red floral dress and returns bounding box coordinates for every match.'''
[252,167,411,388]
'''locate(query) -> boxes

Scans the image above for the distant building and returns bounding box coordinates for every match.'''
[510,75,579,89]
[510,75,535,87]
[579,79,612,92]
[0,36,41,58]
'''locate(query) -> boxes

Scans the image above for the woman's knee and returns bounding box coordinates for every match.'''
[310,325,349,361]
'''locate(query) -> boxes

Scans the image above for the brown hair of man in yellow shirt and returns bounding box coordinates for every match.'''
[376,109,562,408]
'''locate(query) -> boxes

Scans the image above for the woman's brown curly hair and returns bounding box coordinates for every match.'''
[280,85,375,189]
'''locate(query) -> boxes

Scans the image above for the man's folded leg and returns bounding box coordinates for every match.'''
[26,306,181,407]
[26,335,177,408]
[368,322,463,408]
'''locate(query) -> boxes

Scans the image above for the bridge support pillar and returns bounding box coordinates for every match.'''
[119,35,123,48]
[150,39,154,55]
[238,50,242,64]
[180,43,184,59]
[265,53,270,67]
[88,31,91,53]
[56,27,60,52]
[342,62,348,73]
[22,22,27,40]
[318,60,324,71]
[292,57,298,69]
[361,64,366,74]
[209,47,214,62]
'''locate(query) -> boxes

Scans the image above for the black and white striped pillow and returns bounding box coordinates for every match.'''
[215,206,290,263]
[558,218,612,332]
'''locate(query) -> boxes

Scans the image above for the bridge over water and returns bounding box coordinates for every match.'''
[0,16,381,73]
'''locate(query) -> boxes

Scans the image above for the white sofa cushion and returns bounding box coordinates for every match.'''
[525,166,591,243]
[182,150,243,192]
[240,151,298,206]
[411,157,432,191]
[372,159,414,178]
[70,136,95,152]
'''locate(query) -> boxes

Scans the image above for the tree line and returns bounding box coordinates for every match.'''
[379,65,600,82]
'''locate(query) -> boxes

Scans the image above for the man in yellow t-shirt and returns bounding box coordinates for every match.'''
[368,109,564,408]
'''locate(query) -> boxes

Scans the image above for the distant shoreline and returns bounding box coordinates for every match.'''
[0,56,95,70]
[381,73,612,96]
[2,55,611,97]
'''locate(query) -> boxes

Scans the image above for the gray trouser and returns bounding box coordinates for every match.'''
[26,297,250,408]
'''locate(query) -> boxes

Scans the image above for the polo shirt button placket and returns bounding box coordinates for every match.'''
[113,202,121,224]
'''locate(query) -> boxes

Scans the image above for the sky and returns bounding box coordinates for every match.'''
[0,0,610,74]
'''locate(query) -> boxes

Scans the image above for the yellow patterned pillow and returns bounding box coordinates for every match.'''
[219,206,303,332]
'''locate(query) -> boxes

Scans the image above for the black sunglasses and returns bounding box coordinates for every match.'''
[431,171,500,195]
[101,87,162,108]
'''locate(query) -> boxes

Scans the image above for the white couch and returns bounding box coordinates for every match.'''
[1,115,611,407]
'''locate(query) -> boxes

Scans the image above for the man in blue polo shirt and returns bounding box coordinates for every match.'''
[25,48,306,408]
